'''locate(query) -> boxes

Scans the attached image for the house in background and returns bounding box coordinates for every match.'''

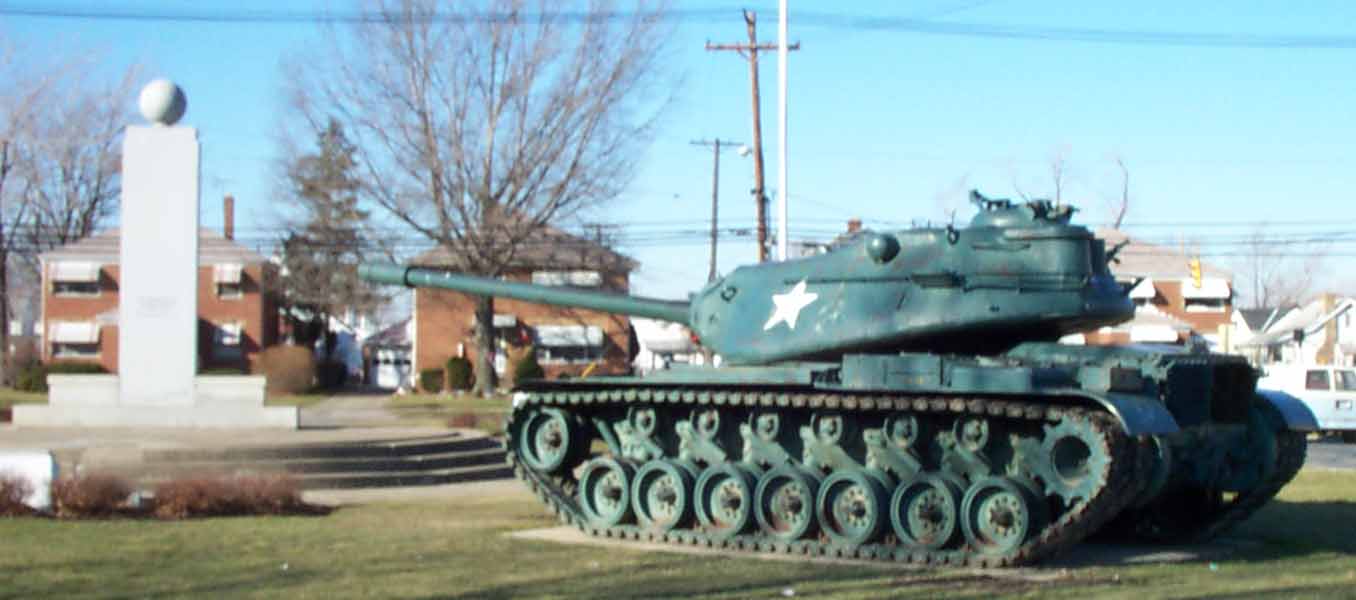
[410,228,637,385]
[40,224,280,373]
[362,317,413,389]
[631,317,703,374]
[1239,294,1356,366]
[1072,229,1234,348]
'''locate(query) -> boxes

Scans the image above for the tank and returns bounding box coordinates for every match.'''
[359,192,1313,567]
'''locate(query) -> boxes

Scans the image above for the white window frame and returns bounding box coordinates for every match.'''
[50,262,102,298]
[535,325,605,365]
[531,270,602,287]
[1184,298,1228,313]
[214,264,245,299]
[52,281,101,298]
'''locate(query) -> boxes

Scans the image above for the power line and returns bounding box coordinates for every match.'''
[4,5,1356,49]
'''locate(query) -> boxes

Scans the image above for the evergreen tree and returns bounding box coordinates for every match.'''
[279,119,379,358]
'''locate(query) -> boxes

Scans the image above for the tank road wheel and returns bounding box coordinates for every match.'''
[632,460,697,532]
[755,465,821,541]
[816,470,889,548]
[695,464,759,539]
[578,458,635,527]
[961,477,1046,555]
[518,408,580,474]
[891,474,963,550]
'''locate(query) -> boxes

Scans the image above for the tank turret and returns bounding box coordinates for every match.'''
[360,194,1133,364]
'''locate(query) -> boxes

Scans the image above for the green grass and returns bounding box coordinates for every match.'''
[388,392,512,436]
[388,392,513,413]
[0,388,45,408]
[263,394,333,408]
[2,469,1355,598]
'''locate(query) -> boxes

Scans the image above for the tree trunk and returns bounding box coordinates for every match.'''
[472,294,498,396]
[0,251,9,387]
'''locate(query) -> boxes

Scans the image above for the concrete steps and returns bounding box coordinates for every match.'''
[121,432,513,490]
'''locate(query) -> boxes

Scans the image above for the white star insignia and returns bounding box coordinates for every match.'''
[763,280,819,331]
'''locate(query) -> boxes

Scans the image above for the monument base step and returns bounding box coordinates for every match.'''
[12,405,298,428]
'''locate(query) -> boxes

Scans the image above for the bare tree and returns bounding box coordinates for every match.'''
[1048,144,1070,205]
[0,44,136,383]
[1236,227,1325,309]
[1108,155,1129,229]
[286,0,672,394]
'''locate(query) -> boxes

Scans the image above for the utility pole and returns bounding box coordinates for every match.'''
[691,138,742,282]
[706,10,799,263]
[777,0,790,261]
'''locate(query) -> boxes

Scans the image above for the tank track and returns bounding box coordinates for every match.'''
[1112,424,1306,543]
[504,388,1147,568]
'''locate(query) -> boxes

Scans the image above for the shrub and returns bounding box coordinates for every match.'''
[419,368,444,393]
[14,366,46,392]
[315,361,348,390]
[151,474,324,519]
[512,350,545,383]
[0,473,36,517]
[47,362,108,374]
[200,367,246,375]
[50,474,133,518]
[445,357,473,390]
[447,412,478,429]
[252,345,316,395]
[0,407,11,423]
[16,362,109,393]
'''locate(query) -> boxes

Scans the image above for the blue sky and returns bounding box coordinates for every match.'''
[6,1,1356,300]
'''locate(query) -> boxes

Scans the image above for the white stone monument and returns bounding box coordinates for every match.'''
[14,80,297,428]
[122,80,199,405]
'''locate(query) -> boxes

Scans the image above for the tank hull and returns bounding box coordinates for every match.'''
[504,347,1307,567]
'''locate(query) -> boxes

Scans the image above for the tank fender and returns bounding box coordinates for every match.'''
[1067,391,1180,436]
[1256,389,1320,432]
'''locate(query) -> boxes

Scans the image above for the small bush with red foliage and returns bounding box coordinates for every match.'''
[50,474,134,518]
[0,407,11,423]
[0,473,36,517]
[151,474,326,519]
[447,412,478,429]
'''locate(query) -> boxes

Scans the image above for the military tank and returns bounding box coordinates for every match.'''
[360,192,1314,567]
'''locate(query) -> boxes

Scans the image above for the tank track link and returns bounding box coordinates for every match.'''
[504,388,1147,568]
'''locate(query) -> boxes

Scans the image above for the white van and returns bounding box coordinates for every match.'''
[1258,364,1356,442]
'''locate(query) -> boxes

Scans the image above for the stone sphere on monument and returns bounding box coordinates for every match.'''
[137,79,187,126]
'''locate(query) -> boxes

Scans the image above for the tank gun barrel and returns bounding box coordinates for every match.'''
[359,263,691,325]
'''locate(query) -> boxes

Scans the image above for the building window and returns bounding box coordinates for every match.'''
[1305,369,1331,391]
[531,270,602,287]
[214,263,244,299]
[535,324,604,365]
[213,322,243,360]
[49,321,100,358]
[1180,277,1230,313]
[52,343,99,359]
[50,261,101,297]
[1184,298,1227,313]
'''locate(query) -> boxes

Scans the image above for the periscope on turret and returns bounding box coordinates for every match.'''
[360,192,1314,567]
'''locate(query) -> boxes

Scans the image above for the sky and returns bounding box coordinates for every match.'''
[5,1,1356,304]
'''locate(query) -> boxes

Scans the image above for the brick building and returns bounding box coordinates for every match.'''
[410,229,637,385]
[1076,229,1234,347]
[40,228,280,372]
